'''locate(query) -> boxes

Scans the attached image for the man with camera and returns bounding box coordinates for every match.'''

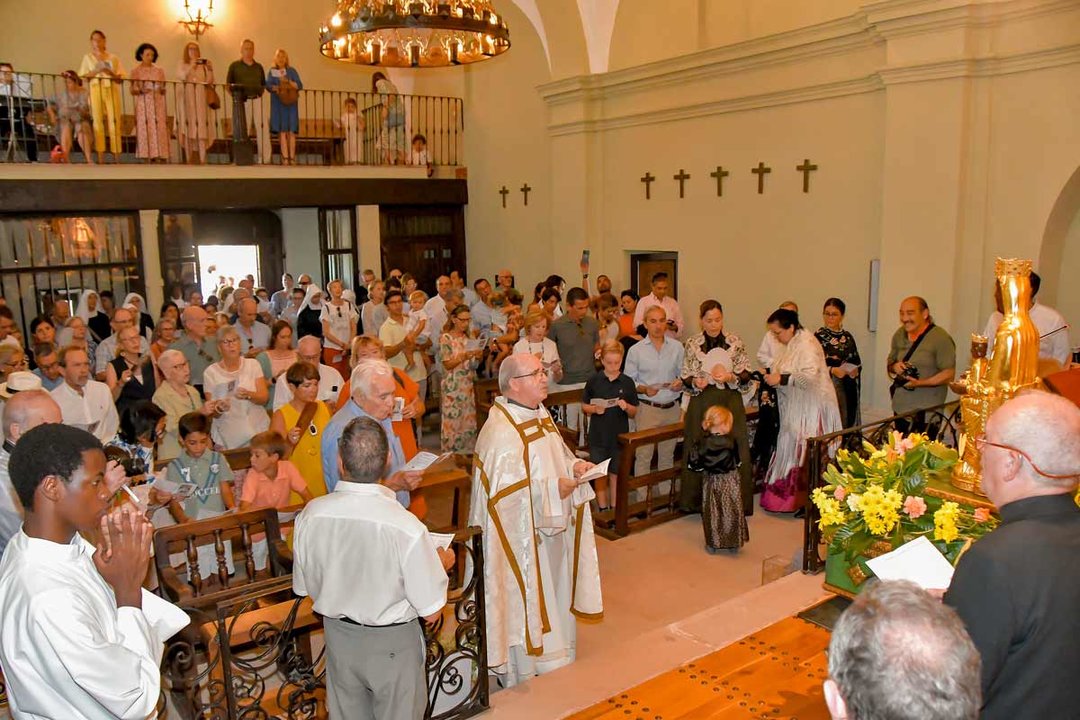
[886,296,955,433]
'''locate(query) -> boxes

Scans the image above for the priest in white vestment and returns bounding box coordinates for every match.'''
[470,353,603,687]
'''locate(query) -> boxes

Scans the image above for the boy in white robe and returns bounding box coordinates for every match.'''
[0,423,188,720]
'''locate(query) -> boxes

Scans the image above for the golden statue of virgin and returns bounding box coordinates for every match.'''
[952,258,1041,495]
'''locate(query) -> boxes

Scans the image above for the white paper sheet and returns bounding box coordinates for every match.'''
[864,535,955,590]
[592,397,619,409]
[578,459,611,483]
[429,532,455,552]
[404,451,453,472]
[839,362,859,376]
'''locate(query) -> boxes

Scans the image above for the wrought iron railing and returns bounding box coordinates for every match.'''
[156,527,487,719]
[1,70,462,167]
[801,402,961,573]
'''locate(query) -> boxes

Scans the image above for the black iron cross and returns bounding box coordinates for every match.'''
[796,158,818,193]
[674,169,691,199]
[499,186,509,208]
[710,166,730,197]
[641,172,655,200]
[752,162,772,194]
[520,183,532,206]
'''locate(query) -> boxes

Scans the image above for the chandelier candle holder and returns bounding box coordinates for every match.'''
[319,1,511,68]
[179,0,214,40]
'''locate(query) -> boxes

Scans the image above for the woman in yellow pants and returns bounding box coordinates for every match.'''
[78,29,125,162]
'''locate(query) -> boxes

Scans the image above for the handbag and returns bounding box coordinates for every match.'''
[277,78,299,107]
[889,323,934,398]
[205,85,221,110]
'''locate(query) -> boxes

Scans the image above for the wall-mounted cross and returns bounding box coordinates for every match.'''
[710,166,730,197]
[499,186,509,208]
[520,183,532,206]
[674,169,691,199]
[641,172,655,200]
[751,162,772,194]
[796,159,818,193]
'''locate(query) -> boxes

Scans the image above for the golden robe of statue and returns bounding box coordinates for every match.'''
[952,258,1041,495]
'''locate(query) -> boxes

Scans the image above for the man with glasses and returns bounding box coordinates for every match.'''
[31,343,62,391]
[944,392,1080,720]
[273,336,344,411]
[470,352,602,688]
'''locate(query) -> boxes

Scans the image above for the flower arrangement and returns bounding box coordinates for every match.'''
[812,432,998,566]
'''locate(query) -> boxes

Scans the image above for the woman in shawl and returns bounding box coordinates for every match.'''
[296,284,324,341]
[123,292,155,340]
[75,289,110,344]
[760,308,842,513]
[679,300,754,515]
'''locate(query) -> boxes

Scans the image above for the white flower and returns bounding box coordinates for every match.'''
[847,494,862,511]
[210,463,220,473]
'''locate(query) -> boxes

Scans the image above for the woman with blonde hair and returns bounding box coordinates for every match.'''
[267,48,302,165]
[177,41,215,164]
[511,308,562,388]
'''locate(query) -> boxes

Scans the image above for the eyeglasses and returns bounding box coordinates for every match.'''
[974,434,1079,480]
[512,367,548,380]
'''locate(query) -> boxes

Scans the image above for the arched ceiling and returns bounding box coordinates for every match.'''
[506,0,615,75]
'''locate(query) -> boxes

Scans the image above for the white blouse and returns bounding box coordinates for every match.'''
[320,300,358,351]
[203,358,270,449]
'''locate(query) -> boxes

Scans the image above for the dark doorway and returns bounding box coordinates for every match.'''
[379,206,466,294]
[159,210,284,300]
[630,251,679,298]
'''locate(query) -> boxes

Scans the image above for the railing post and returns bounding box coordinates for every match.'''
[614,438,632,537]
[230,86,255,166]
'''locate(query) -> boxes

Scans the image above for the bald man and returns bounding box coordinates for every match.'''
[944,392,1080,720]
[886,297,955,431]
[0,389,62,552]
[233,297,270,355]
[273,336,344,411]
[173,306,221,395]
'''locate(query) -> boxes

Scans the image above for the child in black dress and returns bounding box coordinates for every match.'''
[687,405,749,552]
[582,340,639,510]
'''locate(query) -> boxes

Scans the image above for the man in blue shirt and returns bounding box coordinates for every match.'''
[321,359,421,505]
[625,305,685,479]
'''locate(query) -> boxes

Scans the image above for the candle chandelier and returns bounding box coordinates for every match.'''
[319,1,511,68]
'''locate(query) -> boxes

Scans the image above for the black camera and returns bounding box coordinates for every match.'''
[889,364,920,397]
[104,445,148,479]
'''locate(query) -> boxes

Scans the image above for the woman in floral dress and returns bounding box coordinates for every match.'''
[439,304,483,453]
[130,43,169,162]
[814,297,862,429]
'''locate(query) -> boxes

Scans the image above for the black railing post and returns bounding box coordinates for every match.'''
[230,86,255,166]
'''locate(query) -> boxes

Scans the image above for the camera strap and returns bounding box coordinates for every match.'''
[890,323,934,397]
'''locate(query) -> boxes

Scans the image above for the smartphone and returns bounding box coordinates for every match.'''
[581,249,590,267]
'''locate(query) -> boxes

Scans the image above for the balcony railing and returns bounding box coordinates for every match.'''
[0,70,462,167]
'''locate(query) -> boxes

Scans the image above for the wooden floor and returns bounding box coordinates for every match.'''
[566,616,831,720]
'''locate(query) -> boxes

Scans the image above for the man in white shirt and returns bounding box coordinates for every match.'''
[982,272,1070,368]
[294,416,453,720]
[273,336,344,410]
[757,301,799,369]
[379,290,425,386]
[0,384,61,554]
[51,346,119,443]
[633,272,684,339]
[0,423,188,719]
[233,297,271,356]
[424,275,452,336]
[625,306,686,479]
[93,307,149,380]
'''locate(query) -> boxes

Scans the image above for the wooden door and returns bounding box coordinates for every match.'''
[379,206,466,294]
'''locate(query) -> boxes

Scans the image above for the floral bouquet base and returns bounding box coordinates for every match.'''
[814,432,998,595]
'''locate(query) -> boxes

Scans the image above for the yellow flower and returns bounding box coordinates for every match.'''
[934,502,961,543]
[859,486,901,536]
[816,497,846,529]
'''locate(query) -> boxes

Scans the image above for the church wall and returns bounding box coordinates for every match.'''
[608,0,862,71]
